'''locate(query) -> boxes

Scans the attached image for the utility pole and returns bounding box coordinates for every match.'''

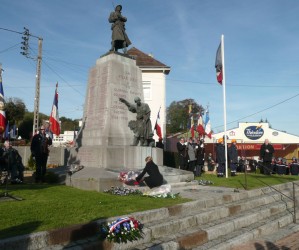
[33,37,43,134]
[19,27,43,135]
[1,27,43,136]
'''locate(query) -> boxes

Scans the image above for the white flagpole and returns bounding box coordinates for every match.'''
[221,34,228,178]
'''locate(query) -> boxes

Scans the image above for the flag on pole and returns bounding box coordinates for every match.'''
[204,111,212,139]
[154,107,162,139]
[0,67,6,134]
[196,114,205,136]
[49,83,60,136]
[215,42,223,85]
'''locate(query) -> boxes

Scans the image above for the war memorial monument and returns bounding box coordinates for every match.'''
[65,5,193,191]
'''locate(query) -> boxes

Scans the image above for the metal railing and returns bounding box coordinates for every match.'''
[243,163,299,223]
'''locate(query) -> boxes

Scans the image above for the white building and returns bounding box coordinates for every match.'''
[52,130,77,147]
[206,122,299,161]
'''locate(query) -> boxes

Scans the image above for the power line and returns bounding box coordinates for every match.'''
[42,59,84,97]
[0,27,23,35]
[167,78,299,88]
[0,43,21,54]
[213,92,299,130]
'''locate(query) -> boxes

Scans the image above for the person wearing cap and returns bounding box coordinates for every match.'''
[216,137,225,177]
[260,139,275,175]
[119,96,152,146]
[228,139,238,176]
[290,157,299,175]
[31,125,52,183]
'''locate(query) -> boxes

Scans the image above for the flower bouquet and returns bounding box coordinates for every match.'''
[118,170,141,186]
[100,217,143,243]
[103,186,142,196]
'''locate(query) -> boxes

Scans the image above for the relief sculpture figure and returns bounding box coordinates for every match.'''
[119,97,152,146]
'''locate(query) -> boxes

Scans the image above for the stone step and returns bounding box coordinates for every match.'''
[2,182,299,250]
[131,199,294,250]
[56,197,294,250]
[44,186,297,250]
[195,211,295,250]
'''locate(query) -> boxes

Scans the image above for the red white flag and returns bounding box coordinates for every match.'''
[154,108,162,139]
[215,42,223,85]
[0,67,6,134]
[196,114,205,136]
[204,111,212,139]
[49,83,60,136]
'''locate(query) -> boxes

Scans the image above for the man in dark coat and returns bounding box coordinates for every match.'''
[228,139,238,176]
[195,138,205,177]
[177,137,187,170]
[216,138,226,177]
[260,139,275,175]
[135,156,163,189]
[31,125,52,183]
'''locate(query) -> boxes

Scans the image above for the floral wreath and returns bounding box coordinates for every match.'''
[100,217,143,243]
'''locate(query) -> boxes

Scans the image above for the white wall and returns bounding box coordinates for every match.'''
[141,71,166,142]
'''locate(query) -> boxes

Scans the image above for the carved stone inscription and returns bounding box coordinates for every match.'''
[82,54,144,145]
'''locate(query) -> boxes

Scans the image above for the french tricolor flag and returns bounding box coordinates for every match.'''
[204,111,212,139]
[0,68,6,134]
[154,107,162,140]
[49,83,60,136]
[215,42,223,85]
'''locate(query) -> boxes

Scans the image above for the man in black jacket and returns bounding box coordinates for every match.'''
[31,125,52,183]
[135,156,163,189]
[228,139,238,176]
[216,138,225,177]
[177,137,187,170]
[260,139,275,175]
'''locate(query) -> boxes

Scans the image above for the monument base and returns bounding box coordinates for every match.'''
[65,166,194,192]
[67,146,163,169]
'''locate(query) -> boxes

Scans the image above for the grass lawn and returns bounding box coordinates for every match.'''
[1,171,299,240]
[0,184,189,239]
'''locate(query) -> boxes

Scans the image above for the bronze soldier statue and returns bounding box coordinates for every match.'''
[119,97,152,146]
[108,5,131,53]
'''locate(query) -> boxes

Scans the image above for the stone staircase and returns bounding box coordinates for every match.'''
[1,181,299,250]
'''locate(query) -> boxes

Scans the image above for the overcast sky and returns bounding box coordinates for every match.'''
[1,0,299,136]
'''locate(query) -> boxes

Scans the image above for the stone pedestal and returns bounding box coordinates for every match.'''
[67,52,161,169]
[81,52,144,147]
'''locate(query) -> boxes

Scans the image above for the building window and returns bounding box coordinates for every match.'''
[143,81,151,101]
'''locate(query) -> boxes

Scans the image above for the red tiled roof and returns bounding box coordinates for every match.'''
[127,47,170,68]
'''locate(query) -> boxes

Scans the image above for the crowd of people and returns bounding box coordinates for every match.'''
[176,137,206,177]
[177,137,299,177]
